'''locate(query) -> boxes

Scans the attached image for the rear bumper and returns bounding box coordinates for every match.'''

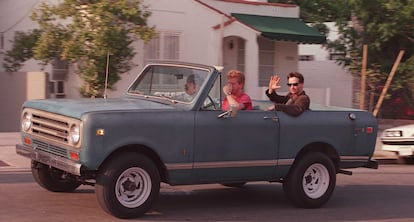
[16,143,82,176]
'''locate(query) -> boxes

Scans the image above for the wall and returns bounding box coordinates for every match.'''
[1,0,53,131]
[0,72,26,132]
[298,22,354,108]
[0,72,47,132]
[299,61,353,107]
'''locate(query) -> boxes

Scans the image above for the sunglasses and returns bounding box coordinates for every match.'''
[287,83,299,87]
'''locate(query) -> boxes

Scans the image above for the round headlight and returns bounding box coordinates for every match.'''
[70,124,80,145]
[22,112,32,132]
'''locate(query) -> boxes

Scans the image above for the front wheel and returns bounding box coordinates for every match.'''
[283,152,336,208]
[31,161,81,192]
[95,153,160,219]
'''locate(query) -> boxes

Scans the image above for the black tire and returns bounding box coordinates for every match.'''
[283,152,336,208]
[31,161,81,192]
[95,152,160,219]
[221,182,247,188]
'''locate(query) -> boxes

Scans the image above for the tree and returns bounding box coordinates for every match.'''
[3,30,42,72]
[3,0,155,98]
[271,0,414,118]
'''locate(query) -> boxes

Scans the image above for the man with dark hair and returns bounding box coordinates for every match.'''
[265,72,310,116]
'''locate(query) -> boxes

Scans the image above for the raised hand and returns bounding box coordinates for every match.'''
[268,75,281,94]
[223,84,232,96]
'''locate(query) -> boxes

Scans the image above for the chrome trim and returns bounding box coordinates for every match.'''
[165,156,371,171]
[340,156,370,161]
[166,159,279,170]
[16,143,81,176]
[277,159,295,166]
[194,159,278,169]
[165,163,193,170]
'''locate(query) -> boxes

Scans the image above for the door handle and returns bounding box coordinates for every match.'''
[264,116,279,121]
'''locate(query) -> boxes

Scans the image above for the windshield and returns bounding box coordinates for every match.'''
[128,65,209,103]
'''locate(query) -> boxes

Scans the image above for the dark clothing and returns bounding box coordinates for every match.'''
[265,89,310,116]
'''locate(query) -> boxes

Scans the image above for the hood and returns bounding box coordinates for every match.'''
[23,97,174,119]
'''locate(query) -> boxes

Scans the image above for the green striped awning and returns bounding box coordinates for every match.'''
[232,13,326,44]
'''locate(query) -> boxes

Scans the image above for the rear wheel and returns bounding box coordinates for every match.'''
[95,153,160,219]
[31,161,81,192]
[283,152,336,208]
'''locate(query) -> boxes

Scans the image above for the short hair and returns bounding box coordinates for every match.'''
[227,70,245,84]
[185,74,195,91]
[186,74,195,84]
[287,72,304,83]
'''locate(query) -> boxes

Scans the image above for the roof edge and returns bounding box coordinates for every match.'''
[216,0,297,8]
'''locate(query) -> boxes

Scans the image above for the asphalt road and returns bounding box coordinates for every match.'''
[1,132,411,222]
[1,165,414,222]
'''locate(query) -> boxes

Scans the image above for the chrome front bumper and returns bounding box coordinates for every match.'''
[16,144,82,176]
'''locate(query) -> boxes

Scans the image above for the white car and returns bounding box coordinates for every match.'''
[381,124,414,163]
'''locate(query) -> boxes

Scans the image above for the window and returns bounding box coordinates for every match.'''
[237,38,245,72]
[163,34,179,60]
[144,36,160,61]
[299,55,315,61]
[56,81,64,94]
[258,37,275,87]
[144,31,180,64]
[51,59,68,80]
[49,80,65,98]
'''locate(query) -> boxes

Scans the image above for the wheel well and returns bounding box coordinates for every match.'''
[99,144,168,183]
[294,142,340,170]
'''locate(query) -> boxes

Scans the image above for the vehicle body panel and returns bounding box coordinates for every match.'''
[192,110,279,183]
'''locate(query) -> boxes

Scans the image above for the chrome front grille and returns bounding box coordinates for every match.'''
[32,113,70,143]
[33,139,68,158]
[23,108,82,148]
[382,141,414,146]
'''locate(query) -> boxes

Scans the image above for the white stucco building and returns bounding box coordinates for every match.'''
[1,0,356,130]
[1,0,326,99]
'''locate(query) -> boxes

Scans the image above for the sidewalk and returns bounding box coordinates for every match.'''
[0,131,397,172]
[0,132,31,172]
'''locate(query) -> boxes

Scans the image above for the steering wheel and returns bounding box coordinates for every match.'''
[202,95,217,110]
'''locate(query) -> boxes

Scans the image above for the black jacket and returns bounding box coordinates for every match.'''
[265,90,310,116]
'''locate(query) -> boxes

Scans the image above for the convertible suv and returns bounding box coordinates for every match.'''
[16,62,378,219]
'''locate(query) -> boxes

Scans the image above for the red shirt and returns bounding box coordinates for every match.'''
[222,93,253,111]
